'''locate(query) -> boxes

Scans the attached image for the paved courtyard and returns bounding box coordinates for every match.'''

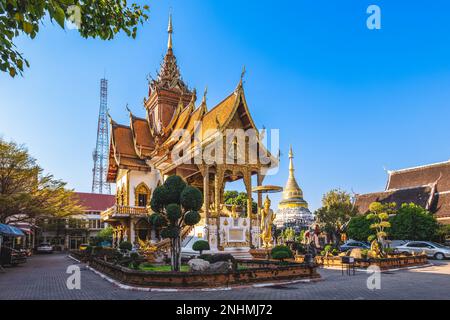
[0,254,449,300]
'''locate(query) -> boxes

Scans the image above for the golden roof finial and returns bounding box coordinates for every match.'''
[237,65,246,89]
[167,13,173,50]
[202,86,208,104]
[289,145,294,173]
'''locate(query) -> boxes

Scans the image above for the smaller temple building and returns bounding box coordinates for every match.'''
[355,160,450,225]
[275,147,315,231]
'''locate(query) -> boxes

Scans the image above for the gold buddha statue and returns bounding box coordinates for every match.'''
[260,195,276,249]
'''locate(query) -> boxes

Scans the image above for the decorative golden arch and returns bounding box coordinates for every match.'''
[134,182,151,207]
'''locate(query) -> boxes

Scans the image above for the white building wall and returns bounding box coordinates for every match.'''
[128,169,161,206]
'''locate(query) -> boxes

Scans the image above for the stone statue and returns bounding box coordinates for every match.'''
[260,195,276,248]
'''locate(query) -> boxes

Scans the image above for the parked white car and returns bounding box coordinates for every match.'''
[36,243,53,254]
[395,241,450,260]
[181,236,211,259]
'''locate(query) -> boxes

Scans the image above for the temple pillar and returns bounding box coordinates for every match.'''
[214,166,224,248]
[256,171,265,248]
[130,219,136,245]
[200,165,210,241]
[243,169,253,247]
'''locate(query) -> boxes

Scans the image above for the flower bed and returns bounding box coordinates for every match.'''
[80,256,320,288]
[302,254,428,270]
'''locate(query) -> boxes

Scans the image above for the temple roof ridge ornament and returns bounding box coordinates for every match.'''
[235,66,246,93]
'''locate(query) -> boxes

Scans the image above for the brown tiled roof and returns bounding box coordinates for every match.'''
[201,92,238,138]
[131,116,155,156]
[173,102,194,132]
[112,124,137,157]
[73,192,115,212]
[111,123,147,168]
[433,192,450,219]
[185,103,207,134]
[388,161,450,192]
[355,186,432,214]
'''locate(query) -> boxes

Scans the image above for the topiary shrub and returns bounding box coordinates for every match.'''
[149,175,203,271]
[271,245,293,262]
[291,242,306,254]
[119,241,132,252]
[192,240,210,255]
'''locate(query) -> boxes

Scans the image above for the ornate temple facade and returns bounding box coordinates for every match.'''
[355,160,450,225]
[101,16,277,251]
[275,147,315,230]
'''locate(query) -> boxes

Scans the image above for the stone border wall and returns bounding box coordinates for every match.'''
[309,255,428,270]
[84,257,320,288]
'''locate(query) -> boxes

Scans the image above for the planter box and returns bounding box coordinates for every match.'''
[311,254,428,270]
[249,249,271,260]
[86,257,320,288]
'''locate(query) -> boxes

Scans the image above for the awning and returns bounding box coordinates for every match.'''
[0,223,25,237]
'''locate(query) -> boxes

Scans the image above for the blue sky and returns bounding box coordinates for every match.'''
[1,0,450,210]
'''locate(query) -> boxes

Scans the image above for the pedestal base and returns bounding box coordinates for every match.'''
[249,248,271,260]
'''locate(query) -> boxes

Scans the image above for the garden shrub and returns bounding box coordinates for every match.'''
[271,245,293,262]
[119,241,132,251]
[192,240,210,255]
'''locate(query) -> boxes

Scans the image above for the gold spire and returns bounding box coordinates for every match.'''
[289,145,294,173]
[167,13,173,50]
[279,146,308,209]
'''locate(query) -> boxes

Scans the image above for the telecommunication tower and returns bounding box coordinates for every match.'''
[91,78,111,194]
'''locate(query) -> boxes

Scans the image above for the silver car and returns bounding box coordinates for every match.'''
[36,243,53,254]
[396,241,450,260]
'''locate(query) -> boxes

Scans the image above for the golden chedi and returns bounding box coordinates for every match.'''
[275,146,315,229]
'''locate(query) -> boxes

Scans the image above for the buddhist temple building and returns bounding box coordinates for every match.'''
[355,160,450,225]
[275,146,315,230]
[101,15,278,252]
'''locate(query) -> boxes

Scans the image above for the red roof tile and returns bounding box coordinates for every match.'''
[73,192,115,212]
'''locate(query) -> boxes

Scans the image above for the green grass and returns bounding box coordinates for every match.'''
[138,264,190,272]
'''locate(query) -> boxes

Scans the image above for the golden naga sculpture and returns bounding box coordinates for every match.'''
[137,238,158,262]
[368,240,382,258]
[260,196,276,249]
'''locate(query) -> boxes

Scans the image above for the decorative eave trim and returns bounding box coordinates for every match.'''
[390,160,450,175]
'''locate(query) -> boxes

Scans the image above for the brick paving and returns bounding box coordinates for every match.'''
[0,254,449,300]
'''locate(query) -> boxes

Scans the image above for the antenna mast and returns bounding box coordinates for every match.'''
[92,78,111,194]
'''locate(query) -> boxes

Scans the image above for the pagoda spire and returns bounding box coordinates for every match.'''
[280,145,307,208]
[148,13,191,94]
[289,145,295,175]
[167,13,173,50]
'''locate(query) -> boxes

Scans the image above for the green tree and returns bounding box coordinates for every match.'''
[223,190,257,214]
[0,139,84,224]
[436,224,450,243]
[281,227,296,242]
[390,203,439,241]
[315,189,358,247]
[1,0,149,77]
[97,225,114,243]
[347,214,373,241]
[150,175,203,271]
[192,240,210,255]
[367,202,396,243]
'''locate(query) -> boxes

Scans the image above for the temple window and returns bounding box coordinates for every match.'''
[135,182,151,207]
